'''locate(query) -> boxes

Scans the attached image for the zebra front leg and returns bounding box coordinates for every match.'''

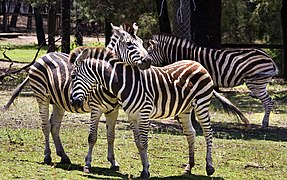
[130,117,150,178]
[50,105,71,164]
[38,100,52,165]
[84,109,101,173]
[194,107,214,176]
[246,82,274,128]
[105,109,120,171]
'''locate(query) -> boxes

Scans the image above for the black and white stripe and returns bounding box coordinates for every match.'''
[3,23,150,173]
[70,47,251,178]
[148,34,278,128]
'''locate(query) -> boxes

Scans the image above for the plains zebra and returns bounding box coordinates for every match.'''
[70,47,253,178]
[2,23,151,173]
[148,34,278,128]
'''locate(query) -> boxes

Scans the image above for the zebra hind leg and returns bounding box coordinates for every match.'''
[246,82,274,128]
[50,105,71,164]
[105,109,120,171]
[84,109,101,173]
[38,100,52,165]
[194,106,215,176]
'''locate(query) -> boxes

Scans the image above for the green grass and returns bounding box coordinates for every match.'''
[0,38,105,63]
[0,44,47,63]
[0,80,287,179]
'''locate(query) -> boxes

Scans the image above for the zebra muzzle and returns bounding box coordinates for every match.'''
[138,57,152,70]
[71,97,83,110]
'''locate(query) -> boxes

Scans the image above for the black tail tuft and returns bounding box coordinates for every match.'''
[213,90,249,125]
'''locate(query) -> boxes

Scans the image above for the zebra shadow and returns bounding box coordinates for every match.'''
[54,163,129,179]
[54,162,224,179]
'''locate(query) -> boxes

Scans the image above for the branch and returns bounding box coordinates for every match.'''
[0,40,46,81]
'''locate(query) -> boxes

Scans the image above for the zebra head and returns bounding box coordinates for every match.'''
[107,23,151,70]
[147,35,168,66]
[70,47,117,109]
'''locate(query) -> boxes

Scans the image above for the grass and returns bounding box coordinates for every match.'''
[0,37,105,63]
[0,44,47,63]
[0,80,287,179]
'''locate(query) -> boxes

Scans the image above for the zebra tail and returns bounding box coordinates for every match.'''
[213,90,250,125]
[1,76,29,111]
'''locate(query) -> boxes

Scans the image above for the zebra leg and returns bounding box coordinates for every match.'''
[129,117,150,178]
[50,105,71,164]
[177,113,196,175]
[38,100,52,165]
[246,82,274,128]
[194,107,214,176]
[84,109,101,173]
[105,109,120,171]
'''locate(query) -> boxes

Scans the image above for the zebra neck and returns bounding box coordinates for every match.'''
[90,59,121,97]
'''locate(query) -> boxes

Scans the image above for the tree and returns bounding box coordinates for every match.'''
[61,0,70,53]
[34,6,47,46]
[282,0,287,80]
[47,1,57,52]
[156,0,171,33]
[10,1,22,28]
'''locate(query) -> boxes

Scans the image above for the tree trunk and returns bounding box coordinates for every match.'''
[10,1,21,28]
[47,3,56,52]
[190,0,222,49]
[105,18,112,47]
[26,4,32,31]
[34,7,47,46]
[282,0,287,80]
[156,0,171,33]
[2,0,8,32]
[61,0,71,54]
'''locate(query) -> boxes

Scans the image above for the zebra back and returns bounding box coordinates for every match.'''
[148,34,278,87]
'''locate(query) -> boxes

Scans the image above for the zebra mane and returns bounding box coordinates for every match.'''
[152,34,198,47]
[69,46,116,65]
[121,22,138,38]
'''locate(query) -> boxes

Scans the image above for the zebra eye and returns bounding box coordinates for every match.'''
[71,73,76,80]
[126,42,132,46]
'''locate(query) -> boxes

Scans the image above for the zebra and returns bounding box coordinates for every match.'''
[70,47,253,178]
[2,23,151,173]
[147,34,278,128]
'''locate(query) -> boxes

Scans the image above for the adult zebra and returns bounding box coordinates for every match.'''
[70,47,253,178]
[2,23,151,173]
[147,34,278,128]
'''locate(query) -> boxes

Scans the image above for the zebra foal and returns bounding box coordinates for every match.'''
[70,47,250,178]
[2,23,151,173]
[148,34,278,128]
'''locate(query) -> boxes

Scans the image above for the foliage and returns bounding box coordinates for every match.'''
[221,0,282,45]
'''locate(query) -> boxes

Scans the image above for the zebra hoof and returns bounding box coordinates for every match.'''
[182,170,191,175]
[84,165,92,173]
[206,165,215,176]
[44,156,52,165]
[110,165,120,171]
[140,170,150,179]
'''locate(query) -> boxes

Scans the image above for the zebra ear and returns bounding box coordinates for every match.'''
[75,48,90,66]
[132,22,138,35]
[111,23,121,34]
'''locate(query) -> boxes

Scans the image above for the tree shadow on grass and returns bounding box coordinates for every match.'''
[148,120,287,142]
